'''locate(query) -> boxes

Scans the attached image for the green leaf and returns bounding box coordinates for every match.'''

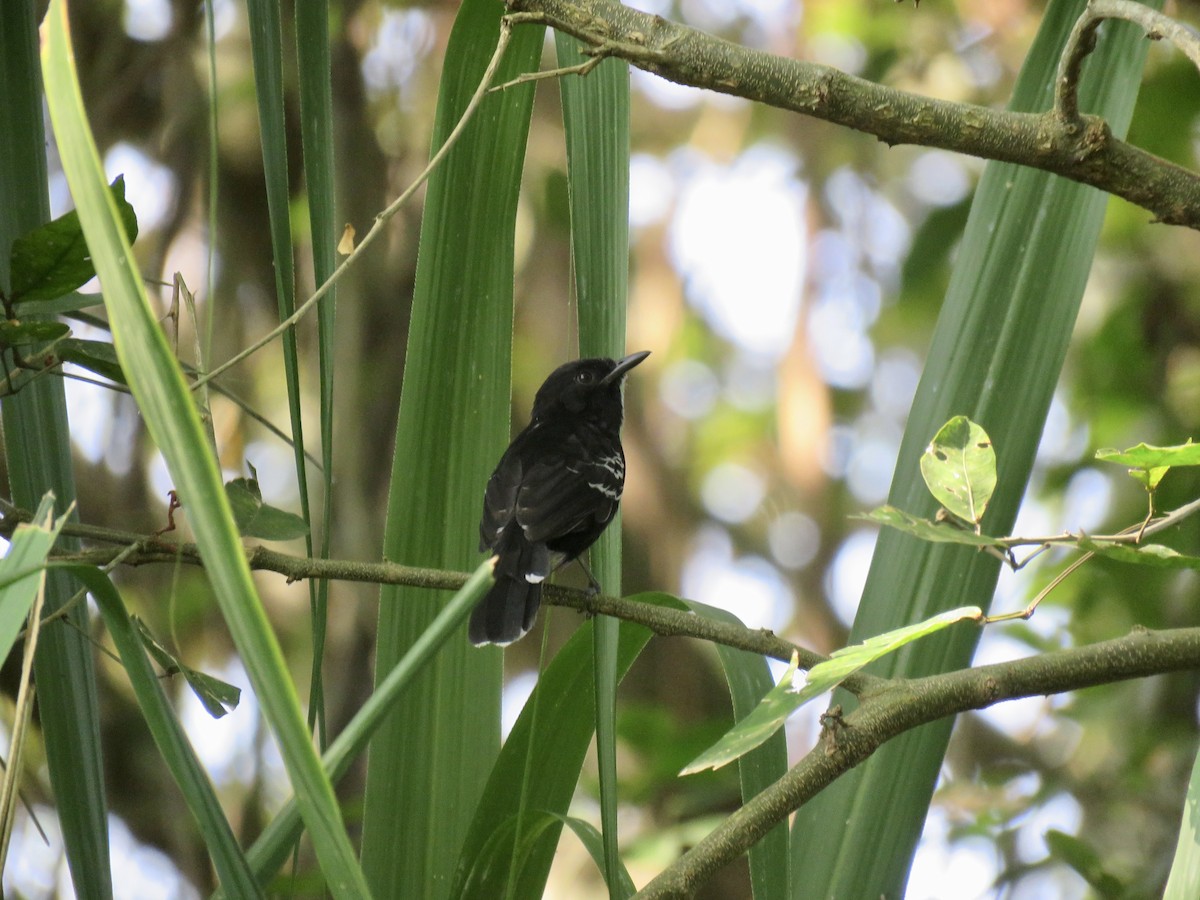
[553,814,638,896]
[225,475,309,541]
[134,619,241,718]
[42,5,369,895]
[457,811,637,899]
[9,176,137,303]
[9,2,112,893]
[919,416,996,525]
[237,561,494,891]
[243,503,309,541]
[450,614,654,900]
[13,290,103,317]
[556,31,631,900]
[224,478,261,528]
[1129,465,1169,491]
[1078,538,1200,569]
[245,0,321,746]
[1095,440,1200,469]
[815,605,982,680]
[683,606,981,775]
[676,595,790,900]
[359,2,542,897]
[0,320,70,345]
[1164,743,1200,900]
[1044,829,1126,896]
[680,653,804,777]
[457,815,549,897]
[181,667,242,718]
[859,505,1005,549]
[294,0,338,753]
[57,338,126,384]
[1095,440,1200,491]
[0,495,63,661]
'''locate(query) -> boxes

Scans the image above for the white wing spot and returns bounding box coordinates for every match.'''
[588,481,621,500]
[596,454,624,479]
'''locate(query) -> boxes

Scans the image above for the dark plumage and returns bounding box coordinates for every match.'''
[469,351,650,646]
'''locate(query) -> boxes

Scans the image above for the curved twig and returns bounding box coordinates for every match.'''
[1057,0,1200,126]
[191,17,522,390]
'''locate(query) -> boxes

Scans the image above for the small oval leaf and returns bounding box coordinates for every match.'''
[920,416,997,525]
[681,606,982,775]
[859,506,1004,549]
[9,176,139,303]
[0,320,70,345]
[57,337,127,384]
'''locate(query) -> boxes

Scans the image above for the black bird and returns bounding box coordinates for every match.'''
[470,350,651,646]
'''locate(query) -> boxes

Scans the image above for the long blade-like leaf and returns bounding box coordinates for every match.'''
[295,0,338,751]
[226,561,495,894]
[684,600,790,899]
[0,494,61,871]
[1,4,110,896]
[41,4,369,895]
[245,0,320,740]
[556,34,632,900]
[358,3,543,897]
[0,496,62,658]
[451,617,655,898]
[1164,742,1200,900]
[789,3,1161,897]
[77,565,262,898]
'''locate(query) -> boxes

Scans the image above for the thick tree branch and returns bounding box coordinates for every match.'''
[638,625,1200,898]
[505,0,1200,229]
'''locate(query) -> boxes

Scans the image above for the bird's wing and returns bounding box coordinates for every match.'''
[479,451,522,552]
[514,432,624,545]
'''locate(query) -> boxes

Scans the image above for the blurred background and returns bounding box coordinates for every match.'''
[5,0,1200,896]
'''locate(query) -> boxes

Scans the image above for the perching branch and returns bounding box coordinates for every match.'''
[504,0,1200,229]
[0,506,824,674]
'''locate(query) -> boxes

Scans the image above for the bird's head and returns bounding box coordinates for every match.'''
[531,350,651,423]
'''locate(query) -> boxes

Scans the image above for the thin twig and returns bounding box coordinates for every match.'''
[983,551,1094,623]
[25,347,324,471]
[983,495,1200,619]
[993,495,1200,549]
[490,51,609,92]
[190,17,521,391]
[19,541,147,642]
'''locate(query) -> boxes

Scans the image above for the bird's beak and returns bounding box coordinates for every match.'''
[602,350,651,385]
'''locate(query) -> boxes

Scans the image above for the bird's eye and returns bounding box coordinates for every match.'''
[575,370,594,384]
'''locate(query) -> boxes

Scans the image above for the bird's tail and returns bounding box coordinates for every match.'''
[470,530,548,646]
[468,573,542,646]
